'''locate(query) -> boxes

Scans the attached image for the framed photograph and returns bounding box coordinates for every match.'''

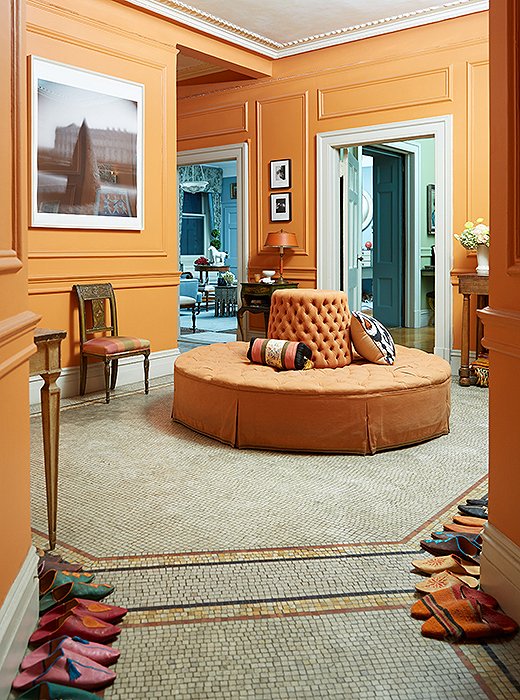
[426,183,435,235]
[31,56,144,229]
[230,182,237,199]
[270,159,291,189]
[270,192,291,222]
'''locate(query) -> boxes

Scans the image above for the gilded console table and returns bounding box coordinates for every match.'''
[456,274,489,386]
[30,328,66,550]
[237,282,298,340]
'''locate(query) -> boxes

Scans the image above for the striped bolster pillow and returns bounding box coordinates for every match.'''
[247,338,314,371]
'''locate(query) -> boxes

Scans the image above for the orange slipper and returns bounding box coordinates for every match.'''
[411,554,480,577]
[415,571,478,594]
[421,600,518,640]
[411,583,498,620]
[452,515,487,528]
[443,522,484,535]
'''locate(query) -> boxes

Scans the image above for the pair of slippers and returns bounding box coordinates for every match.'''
[410,584,517,641]
[411,534,481,594]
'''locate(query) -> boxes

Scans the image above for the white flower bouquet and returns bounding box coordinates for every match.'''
[454,218,490,250]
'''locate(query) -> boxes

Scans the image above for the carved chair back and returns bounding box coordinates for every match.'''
[73,283,119,348]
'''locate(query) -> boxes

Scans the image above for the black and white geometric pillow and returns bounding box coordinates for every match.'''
[350,311,396,365]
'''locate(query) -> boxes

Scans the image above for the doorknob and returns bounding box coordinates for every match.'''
[357,255,364,262]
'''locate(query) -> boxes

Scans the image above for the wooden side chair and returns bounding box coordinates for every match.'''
[73,283,150,404]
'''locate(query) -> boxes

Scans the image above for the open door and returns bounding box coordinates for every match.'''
[344,147,363,311]
[369,149,405,327]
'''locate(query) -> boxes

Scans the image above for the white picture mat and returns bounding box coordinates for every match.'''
[31,56,144,230]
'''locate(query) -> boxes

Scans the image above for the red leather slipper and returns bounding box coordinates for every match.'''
[30,612,120,646]
[12,647,116,692]
[39,599,127,627]
[21,636,120,670]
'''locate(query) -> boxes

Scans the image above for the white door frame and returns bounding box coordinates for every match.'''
[177,143,249,286]
[317,116,452,360]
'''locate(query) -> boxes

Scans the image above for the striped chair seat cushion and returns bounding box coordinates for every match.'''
[83,336,150,355]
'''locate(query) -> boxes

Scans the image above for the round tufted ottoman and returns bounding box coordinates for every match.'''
[173,342,451,455]
[268,289,352,368]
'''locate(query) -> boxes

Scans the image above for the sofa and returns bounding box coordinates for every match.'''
[173,289,451,454]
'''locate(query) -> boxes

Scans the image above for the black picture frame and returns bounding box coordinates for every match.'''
[230,182,237,199]
[427,183,435,235]
[270,192,291,222]
[270,159,291,189]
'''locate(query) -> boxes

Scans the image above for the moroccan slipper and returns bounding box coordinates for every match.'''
[466,495,488,507]
[21,636,120,670]
[40,599,127,626]
[453,515,487,528]
[430,531,481,542]
[411,554,480,577]
[12,647,116,692]
[457,504,488,519]
[30,612,121,646]
[39,571,113,605]
[414,571,479,594]
[419,535,481,559]
[411,583,499,620]
[16,681,101,699]
[39,583,76,615]
[421,600,518,640]
[442,522,484,535]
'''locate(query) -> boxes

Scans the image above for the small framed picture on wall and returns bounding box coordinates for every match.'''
[270,159,291,189]
[270,192,291,222]
[230,182,237,199]
[427,183,435,235]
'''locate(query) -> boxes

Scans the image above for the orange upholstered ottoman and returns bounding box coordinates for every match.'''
[172,342,451,455]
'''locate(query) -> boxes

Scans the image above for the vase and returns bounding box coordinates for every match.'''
[476,244,489,276]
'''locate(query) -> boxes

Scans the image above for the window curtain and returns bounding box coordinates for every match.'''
[177,165,223,238]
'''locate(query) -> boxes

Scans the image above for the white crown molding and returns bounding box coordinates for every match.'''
[127,0,489,59]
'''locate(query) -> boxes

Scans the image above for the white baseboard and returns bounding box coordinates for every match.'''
[0,548,38,700]
[481,523,520,624]
[30,348,179,405]
[419,309,431,328]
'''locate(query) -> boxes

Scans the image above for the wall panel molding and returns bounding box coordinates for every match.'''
[0,311,40,381]
[318,67,453,120]
[0,0,23,274]
[28,271,181,295]
[177,102,248,141]
[479,306,520,359]
[255,92,309,257]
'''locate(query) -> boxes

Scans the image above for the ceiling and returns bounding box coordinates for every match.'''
[131,0,488,57]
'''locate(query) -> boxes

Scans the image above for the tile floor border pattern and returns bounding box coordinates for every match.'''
[30,383,519,700]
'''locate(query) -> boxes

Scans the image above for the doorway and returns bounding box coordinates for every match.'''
[317,116,452,361]
[177,143,248,347]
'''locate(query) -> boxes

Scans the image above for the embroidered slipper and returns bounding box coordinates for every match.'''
[442,522,484,535]
[411,583,499,620]
[39,572,113,604]
[457,504,488,519]
[414,571,479,594]
[421,600,518,640]
[453,515,487,528]
[466,496,488,507]
[40,571,95,595]
[16,681,101,699]
[36,551,84,573]
[430,531,482,542]
[40,599,127,627]
[411,554,480,577]
[21,636,120,670]
[39,584,75,614]
[12,647,116,692]
[30,612,121,646]
[420,535,481,559]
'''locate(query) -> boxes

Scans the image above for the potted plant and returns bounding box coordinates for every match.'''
[210,228,221,251]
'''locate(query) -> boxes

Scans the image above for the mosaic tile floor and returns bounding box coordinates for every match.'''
[28,379,520,699]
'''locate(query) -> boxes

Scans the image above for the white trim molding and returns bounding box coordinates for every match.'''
[316,115,453,362]
[481,523,520,624]
[126,0,488,58]
[29,348,179,405]
[0,548,38,700]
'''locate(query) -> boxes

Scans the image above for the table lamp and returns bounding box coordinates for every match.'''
[264,229,298,282]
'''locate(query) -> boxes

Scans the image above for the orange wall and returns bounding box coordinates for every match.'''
[0,0,40,604]
[178,12,490,349]
[484,0,520,545]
